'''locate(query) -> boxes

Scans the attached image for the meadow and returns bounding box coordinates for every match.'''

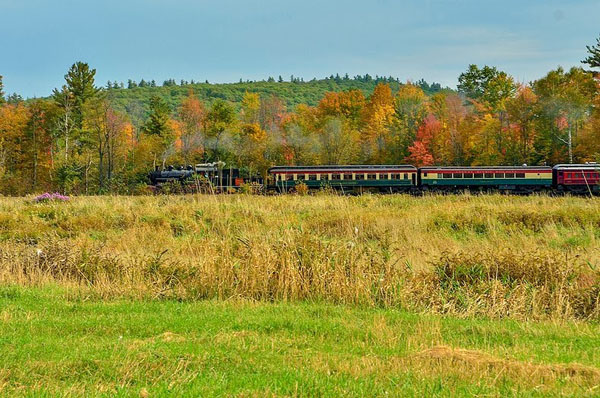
[1,193,599,396]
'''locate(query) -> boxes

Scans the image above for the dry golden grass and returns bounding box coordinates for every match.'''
[0,193,599,320]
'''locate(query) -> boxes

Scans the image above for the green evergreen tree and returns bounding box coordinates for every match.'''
[64,62,99,129]
[582,34,600,69]
[143,95,171,136]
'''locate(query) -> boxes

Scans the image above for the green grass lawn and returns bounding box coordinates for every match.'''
[2,286,600,397]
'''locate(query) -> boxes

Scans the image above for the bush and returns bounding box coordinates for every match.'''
[295,182,309,195]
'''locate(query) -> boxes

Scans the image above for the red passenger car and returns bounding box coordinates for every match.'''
[553,164,600,194]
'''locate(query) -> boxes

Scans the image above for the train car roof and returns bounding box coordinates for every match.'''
[553,164,600,170]
[419,166,552,170]
[268,165,417,172]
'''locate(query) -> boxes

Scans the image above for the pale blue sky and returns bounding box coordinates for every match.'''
[1,0,598,98]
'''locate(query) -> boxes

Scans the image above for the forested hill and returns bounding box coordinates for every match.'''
[106,75,446,123]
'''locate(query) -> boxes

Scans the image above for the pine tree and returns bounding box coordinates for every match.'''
[582,34,600,69]
[64,62,99,129]
[143,95,171,136]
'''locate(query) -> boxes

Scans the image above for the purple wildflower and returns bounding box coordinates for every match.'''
[33,192,70,202]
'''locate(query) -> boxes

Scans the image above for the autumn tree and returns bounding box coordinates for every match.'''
[575,92,600,162]
[235,123,270,176]
[83,97,130,191]
[318,118,360,164]
[393,84,427,162]
[406,114,439,166]
[259,95,286,132]
[505,86,538,164]
[317,90,365,128]
[0,103,30,194]
[178,91,205,164]
[361,83,395,161]
[431,93,473,165]
[25,100,54,191]
[204,100,236,161]
[533,67,597,163]
[240,92,260,124]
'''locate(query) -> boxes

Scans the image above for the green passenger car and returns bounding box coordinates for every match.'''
[419,166,553,192]
[268,165,417,192]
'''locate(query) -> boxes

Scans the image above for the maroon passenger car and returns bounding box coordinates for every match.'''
[553,164,600,194]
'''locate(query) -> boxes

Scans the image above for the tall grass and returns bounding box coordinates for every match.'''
[0,194,599,320]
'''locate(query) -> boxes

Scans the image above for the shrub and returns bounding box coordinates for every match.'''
[295,182,309,195]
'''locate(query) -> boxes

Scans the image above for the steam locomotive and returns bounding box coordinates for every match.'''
[149,163,600,195]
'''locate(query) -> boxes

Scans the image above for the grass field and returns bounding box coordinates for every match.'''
[1,194,599,396]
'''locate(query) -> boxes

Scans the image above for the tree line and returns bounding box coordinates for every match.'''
[0,35,599,195]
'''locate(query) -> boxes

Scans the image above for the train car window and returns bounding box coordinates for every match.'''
[404,173,409,180]
[453,173,462,178]
[463,173,473,178]
[495,173,504,178]
[380,174,388,180]
[286,174,294,181]
[474,173,483,178]
[576,173,582,178]
[516,173,525,178]
[356,174,365,180]
[423,172,428,177]
[344,174,352,180]
[443,173,451,179]
[308,174,316,180]
[331,174,341,180]
[485,173,493,178]
[505,173,515,178]
[367,174,376,180]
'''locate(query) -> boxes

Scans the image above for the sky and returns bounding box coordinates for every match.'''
[0,0,598,98]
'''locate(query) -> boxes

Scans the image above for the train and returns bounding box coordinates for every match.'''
[149,162,600,195]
